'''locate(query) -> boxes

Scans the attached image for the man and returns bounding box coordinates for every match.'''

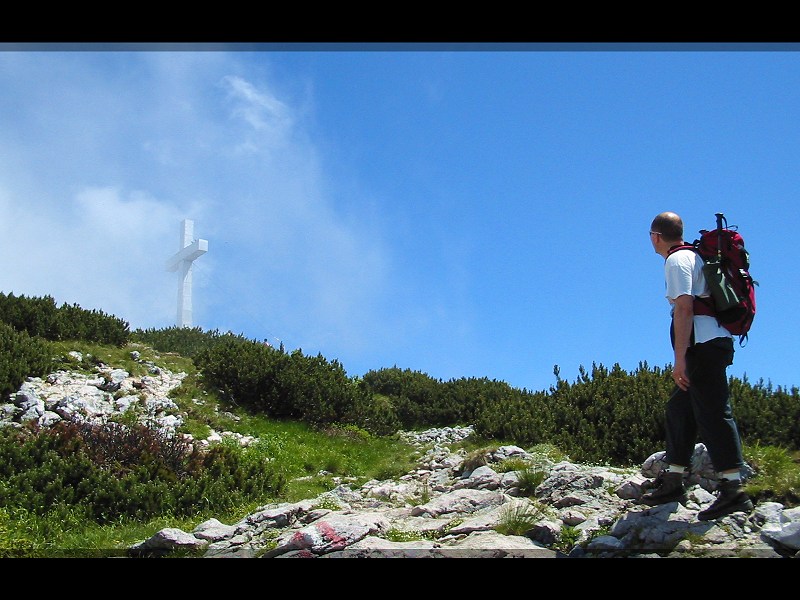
[643,211,753,521]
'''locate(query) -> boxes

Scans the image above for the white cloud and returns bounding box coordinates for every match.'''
[222,74,293,132]
[0,51,392,355]
[220,74,294,155]
[0,184,189,328]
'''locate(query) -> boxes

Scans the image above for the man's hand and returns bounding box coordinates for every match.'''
[673,358,690,391]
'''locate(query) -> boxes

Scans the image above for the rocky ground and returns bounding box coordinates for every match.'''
[134,426,800,559]
[3,352,799,559]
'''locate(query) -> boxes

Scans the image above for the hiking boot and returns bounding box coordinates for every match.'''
[697,479,754,521]
[640,471,687,506]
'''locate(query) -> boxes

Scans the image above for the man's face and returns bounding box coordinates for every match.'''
[650,230,662,253]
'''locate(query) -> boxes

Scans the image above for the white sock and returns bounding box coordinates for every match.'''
[666,465,686,474]
[720,472,741,482]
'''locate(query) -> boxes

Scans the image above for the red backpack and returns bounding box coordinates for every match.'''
[667,213,758,345]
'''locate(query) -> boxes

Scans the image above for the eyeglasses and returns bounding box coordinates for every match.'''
[649,231,662,236]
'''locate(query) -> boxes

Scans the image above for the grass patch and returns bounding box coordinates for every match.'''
[526,443,569,465]
[494,500,546,536]
[448,433,507,456]
[0,504,211,558]
[47,340,195,378]
[385,528,425,542]
[494,456,530,473]
[743,443,800,507]
[192,415,418,502]
[515,466,547,497]
[0,418,420,555]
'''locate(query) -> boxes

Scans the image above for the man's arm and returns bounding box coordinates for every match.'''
[672,294,693,391]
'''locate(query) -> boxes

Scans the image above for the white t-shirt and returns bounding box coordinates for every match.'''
[664,248,732,344]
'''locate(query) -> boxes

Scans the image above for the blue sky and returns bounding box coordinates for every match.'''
[1,44,798,394]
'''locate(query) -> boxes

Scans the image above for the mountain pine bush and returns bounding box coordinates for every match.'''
[0,421,285,524]
[3,293,798,474]
[131,325,249,358]
[194,337,394,434]
[0,322,52,399]
[0,292,129,346]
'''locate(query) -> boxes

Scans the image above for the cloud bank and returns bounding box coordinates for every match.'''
[0,51,390,362]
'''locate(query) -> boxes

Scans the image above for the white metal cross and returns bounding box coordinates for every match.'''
[165,219,208,328]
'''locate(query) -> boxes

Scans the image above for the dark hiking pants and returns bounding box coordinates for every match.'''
[664,336,745,472]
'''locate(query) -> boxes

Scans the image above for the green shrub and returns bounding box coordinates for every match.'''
[0,292,129,346]
[345,390,400,436]
[474,362,674,465]
[732,378,800,451]
[131,326,249,359]
[0,421,285,524]
[361,367,444,428]
[360,368,509,429]
[194,340,800,469]
[195,338,394,434]
[555,525,581,553]
[0,322,53,399]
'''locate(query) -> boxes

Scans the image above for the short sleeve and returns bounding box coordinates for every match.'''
[664,250,695,302]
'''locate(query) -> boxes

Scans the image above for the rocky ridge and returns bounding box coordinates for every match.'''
[134,429,800,559]
[2,351,799,558]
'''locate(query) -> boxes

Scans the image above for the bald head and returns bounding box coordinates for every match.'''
[650,212,683,243]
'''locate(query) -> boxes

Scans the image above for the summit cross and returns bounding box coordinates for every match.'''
[165,219,208,328]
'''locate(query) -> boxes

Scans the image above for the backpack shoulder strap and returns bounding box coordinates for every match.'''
[666,243,699,258]
[665,243,716,318]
